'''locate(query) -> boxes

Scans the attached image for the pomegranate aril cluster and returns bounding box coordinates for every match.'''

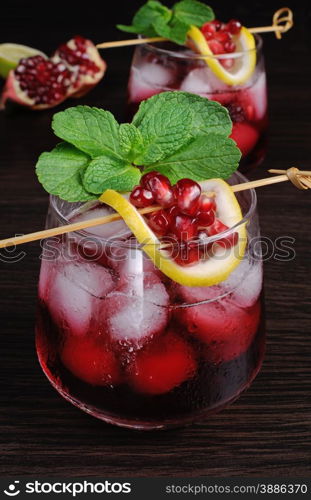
[201,18,242,69]
[15,56,73,105]
[55,35,100,77]
[130,172,238,266]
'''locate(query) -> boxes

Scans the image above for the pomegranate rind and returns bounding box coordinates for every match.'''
[0,69,69,110]
[100,179,247,287]
[53,38,107,98]
[187,25,256,86]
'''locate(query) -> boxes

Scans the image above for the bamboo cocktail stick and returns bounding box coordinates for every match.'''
[96,7,293,49]
[0,167,309,250]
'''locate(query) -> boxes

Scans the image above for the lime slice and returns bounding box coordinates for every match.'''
[0,43,47,78]
[187,26,256,86]
[100,179,247,287]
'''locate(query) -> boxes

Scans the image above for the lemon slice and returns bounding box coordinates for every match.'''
[100,179,247,287]
[0,43,47,78]
[187,25,256,86]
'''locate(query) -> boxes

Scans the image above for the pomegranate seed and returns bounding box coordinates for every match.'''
[199,194,216,213]
[208,40,224,55]
[174,179,201,216]
[219,22,227,31]
[226,103,245,123]
[141,171,175,208]
[221,58,234,69]
[130,186,154,208]
[174,243,200,266]
[201,22,217,36]
[197,210,215,227]
[203,31,214,41]
[214,31,231,43]
[224,40,236,53]
[171,214,198,242]
[208,219,239,249]
[140,171,159,188]
[208,219,228,235]
[148,209,170,236]
[210,19,222,31]
[227,19,242,35]
[165,205,179,227]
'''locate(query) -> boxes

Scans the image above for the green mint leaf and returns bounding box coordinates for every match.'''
[83,156,141,195]
[116,24,146,34]
[173,92,232,137]
[116,24,158,37]
[36,143,95,202]
[152,16,172,38]
[118,0,171,37]
[167,17,190,44]
[147,134,241,183]
[52,106,124,160]
[153,16,189,44]
[119,123,144,162]
[133,1,171,29]
[173,0,214,27]
[132,93,193,165]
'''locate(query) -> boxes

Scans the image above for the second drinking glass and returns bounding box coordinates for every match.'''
[127,37,268,172]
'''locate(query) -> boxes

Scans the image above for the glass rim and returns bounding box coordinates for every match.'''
[50,171,257,248]
[139,33,263,60]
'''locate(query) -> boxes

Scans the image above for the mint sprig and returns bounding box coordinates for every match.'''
[36,91,241,202]
[36,143,95,202]
[117,0,214,45]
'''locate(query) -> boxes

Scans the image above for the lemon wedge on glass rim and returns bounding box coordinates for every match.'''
[187,25,256,86]
[100,179,247,287]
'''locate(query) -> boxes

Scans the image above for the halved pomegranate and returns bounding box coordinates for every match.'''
[52,35,106,98]
[0,36,106,110]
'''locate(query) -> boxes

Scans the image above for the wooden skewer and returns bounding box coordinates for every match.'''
[0,167,309,250]
[96,7,293,49]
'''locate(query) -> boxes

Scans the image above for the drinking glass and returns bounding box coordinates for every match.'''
[36,171,265,430]
[127,37,268,172]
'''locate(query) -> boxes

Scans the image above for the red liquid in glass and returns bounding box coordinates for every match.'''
[36,212,265,428]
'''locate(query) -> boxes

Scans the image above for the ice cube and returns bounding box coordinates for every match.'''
[173,257,262,308]
[246,72,267,120]
[72,206,131,240]
[143,252,163,277]
[38,258,54,301]
[108,244,143,286]
[227,258,263,308]
[48,261,116,336]
[174,283,223,304]
[103,277,169,345]
[180,67,213,96]
[210,75,233,94]
[221,257,252,291]
[128,64,175,102]
[176,296,260,362]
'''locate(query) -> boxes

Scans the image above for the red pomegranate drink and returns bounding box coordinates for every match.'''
[36,175,264,429]
[35,91,265,429]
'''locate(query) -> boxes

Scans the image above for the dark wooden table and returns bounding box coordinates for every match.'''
[0,0,310,477]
